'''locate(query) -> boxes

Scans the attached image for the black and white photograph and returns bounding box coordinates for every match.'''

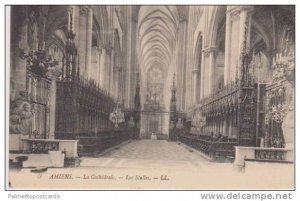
[5,4,295,190]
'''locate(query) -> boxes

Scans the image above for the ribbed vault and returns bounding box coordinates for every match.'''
[138,6,179,73]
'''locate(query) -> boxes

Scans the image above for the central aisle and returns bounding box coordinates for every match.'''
[79,139,210,170]
[104,140,208,161]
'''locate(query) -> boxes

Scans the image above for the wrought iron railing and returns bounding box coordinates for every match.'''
[178,134,238,160]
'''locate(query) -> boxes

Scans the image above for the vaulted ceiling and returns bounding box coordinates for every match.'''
[138,6,179,74]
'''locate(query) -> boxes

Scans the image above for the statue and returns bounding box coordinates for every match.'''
[10,96,33,135]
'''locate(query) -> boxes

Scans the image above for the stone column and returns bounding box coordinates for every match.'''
[105,48,112,91]
[186,9,196,109]
[200,51,205,99]
[91,46,100,82]
[205,47,218,95]
[192,69,199,104]
[99,48,106,88]
[78,6,88,76]
[124,7,132,108]
[97,48,101,85]
[86,7,93,79]
[226,6,253,82]
[67,6,73,31]
[37,7,47,51]
[114,67,120,99]
[11,8,29,100]
[224,10,232,84]
[130,18,138,109]
[180,19,188,110]
[110,50,115,94]
[72,6,80,46]
[47,68,61,139]
[237,7,252,78]
[187,70,193,107]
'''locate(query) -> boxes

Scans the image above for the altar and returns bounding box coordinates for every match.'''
[140,108,169,140]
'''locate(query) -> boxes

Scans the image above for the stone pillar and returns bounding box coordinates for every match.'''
[47,68,61,139]
[99,48,106,88]
[200,51,205,99]
[201,54,209,98]
[205,47,218,95]
[75,6,89,76]
[86,7,93,78]
[72,6,80,46]
[11,8,29,100]
[130,18,138,109]
[105,49,112,91]
[91,46,100,82]
[110,50,115,94]
[97,48,101,85]
[49,80,56,139]
[67,6,73,32]
[192,69,199,104]
[124,7,133,108]
[225,6,253,82]
[186,8,197,109]
[224,10,232,84]
[175,18,187,110]
[237,7,252,80]
[187,70,193,107]
[114,67,120,99]
[37,7,47,51]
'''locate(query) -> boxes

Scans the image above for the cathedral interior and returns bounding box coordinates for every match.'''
[8,5,295,189]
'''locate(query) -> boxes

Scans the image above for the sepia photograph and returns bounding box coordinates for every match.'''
[6,5,295,190]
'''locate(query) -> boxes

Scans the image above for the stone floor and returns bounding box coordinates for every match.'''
[8,139,294,190]
[80,140,211,170]
[104,140,207,161]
